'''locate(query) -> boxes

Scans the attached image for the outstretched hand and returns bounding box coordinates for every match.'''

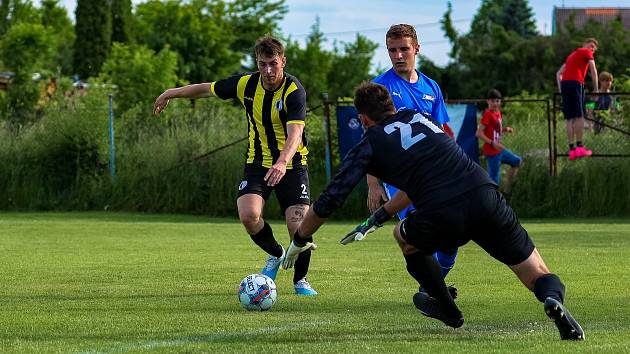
[282,240,317,269]
[153,91,171,115]
[340,206,391,245]
[340,217,381,245]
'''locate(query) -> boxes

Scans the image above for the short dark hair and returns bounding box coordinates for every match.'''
[386,24,418,46]
[487,88,502,99]
[254,34,285,58]
[354,81,396,123]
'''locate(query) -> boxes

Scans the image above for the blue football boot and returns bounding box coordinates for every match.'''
[294,277,318,296]
[260,247,284,281]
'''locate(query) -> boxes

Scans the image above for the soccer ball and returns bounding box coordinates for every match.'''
[238,273,277,311]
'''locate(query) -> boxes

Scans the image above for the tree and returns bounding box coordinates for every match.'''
[327,34,378,99]
[500,0,538,38]
[98,43,178,114]
[0,0,39,36]
[74,0,112,79]
[0,22,51,125]
[111,0,133,44]
[225,0,287,59]
[284,18,332,106]
[469,0,537,39]
[441,1,459,59]
[40,0,75,75]
[134,0,239,83]
[437,0,542,97]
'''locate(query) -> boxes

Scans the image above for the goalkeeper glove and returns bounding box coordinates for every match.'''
[340,206,391,245]
[282,232,317,269]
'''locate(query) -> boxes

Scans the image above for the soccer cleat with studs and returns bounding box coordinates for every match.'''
[544,297,585,340]
[260,247,285,281]
[294,278,318,296]
[413,292,464,328]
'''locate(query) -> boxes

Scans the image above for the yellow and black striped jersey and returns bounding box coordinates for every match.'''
[210,72,308,169]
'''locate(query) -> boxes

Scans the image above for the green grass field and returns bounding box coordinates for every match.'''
[1,213,629,353]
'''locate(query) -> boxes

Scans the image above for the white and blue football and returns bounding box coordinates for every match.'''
[238,273,277,311]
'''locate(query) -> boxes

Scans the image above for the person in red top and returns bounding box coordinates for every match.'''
[476,89,522,194]
[556,38,599,160]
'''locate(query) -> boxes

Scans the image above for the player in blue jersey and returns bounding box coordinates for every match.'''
[369,24,458,284]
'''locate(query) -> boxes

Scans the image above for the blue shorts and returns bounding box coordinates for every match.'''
[561,80,585,120]
[485,149,522,184]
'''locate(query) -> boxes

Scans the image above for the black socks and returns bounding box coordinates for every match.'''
[404,252,461,318]
[534,273,565,303]
[249,221,283,258]
[251,223,313,284]
[293,246,312,284]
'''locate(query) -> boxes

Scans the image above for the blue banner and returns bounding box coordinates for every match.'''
[336,104,363,160]
[445,104,479,163]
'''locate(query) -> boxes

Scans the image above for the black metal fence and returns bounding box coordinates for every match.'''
[320,94,630,179]
[552,92,630,175]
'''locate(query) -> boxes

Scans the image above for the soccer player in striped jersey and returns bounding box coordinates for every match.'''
[153,35,317,296]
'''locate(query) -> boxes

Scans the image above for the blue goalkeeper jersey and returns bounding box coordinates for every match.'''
[373,68,449,124]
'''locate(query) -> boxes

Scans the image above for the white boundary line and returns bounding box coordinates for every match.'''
[77,320,331,354]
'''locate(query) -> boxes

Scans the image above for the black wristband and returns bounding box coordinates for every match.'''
[372,206,392,226]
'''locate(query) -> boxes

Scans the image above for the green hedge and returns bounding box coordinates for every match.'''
[0,92,628,218]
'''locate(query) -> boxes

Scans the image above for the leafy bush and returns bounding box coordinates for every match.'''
[0,90,109,209]
[0,91,628,218]
[0,22,52,126]
[98,43,178,114]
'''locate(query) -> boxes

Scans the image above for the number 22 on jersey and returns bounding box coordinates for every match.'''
[384,113,443,150]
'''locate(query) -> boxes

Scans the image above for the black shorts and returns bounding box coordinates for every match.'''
[400,185,534,266]
[561,80,585,120]
[237,164,310,213]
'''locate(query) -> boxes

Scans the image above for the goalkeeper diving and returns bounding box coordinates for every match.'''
[282,81,584,340]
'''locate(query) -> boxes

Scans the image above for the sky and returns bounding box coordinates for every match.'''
[42,0,630,68]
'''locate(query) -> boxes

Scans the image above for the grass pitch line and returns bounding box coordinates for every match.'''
[77,320,331,354]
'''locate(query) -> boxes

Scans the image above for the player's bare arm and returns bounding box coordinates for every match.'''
[588,60,599,93]
[153,83,213,115]
[475,124,491,143]
[383,190,411,215]
[556,64,565,92]
[264,123,304,186]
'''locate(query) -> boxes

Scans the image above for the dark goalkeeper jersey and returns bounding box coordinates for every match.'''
[210,72,308,169]
[313,109,495,218]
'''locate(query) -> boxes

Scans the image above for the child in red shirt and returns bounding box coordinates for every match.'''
[476,89,522,193]
[556,38,599,160]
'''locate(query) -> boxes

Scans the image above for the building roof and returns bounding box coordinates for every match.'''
[553,7,630,34]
